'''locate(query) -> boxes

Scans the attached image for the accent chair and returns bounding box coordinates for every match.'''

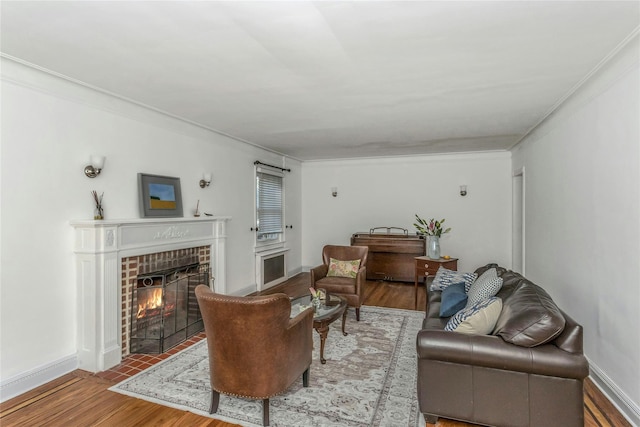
[195,285,314,426]
[310,245,369,321]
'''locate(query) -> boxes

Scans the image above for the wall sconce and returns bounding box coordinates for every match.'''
[84,155,105,178]
[199,173,212,188]
[460,185,468,197]
[331,187,338,197]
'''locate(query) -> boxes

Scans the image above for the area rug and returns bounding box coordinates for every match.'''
[110,305,424,427]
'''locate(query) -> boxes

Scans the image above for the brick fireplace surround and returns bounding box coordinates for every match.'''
[121,246,210,356]
[71,217,230,373]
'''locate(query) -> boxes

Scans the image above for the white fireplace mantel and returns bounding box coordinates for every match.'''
[70,216,230,372]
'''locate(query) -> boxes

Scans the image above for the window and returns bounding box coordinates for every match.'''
[256,167,284,244]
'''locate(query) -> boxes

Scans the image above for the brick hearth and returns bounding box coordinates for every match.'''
[95,332,206,382]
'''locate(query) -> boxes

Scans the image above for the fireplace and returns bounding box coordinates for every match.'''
[121,246,212,356]
[71,217,229,372]
[130,262,209,354]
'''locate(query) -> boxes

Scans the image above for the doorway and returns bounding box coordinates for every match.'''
[512,168,525,274]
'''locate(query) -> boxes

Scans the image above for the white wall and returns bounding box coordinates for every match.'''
[301,152,512,272]
[0,59,302,391]
[285,159,303,277]
[511,36,640,424]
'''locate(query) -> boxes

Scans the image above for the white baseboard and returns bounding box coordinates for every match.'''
[0,354,78,403]
[589,361,640,426]
[234,267,302,297]
[233,283,257,296]
[287,266,302,278]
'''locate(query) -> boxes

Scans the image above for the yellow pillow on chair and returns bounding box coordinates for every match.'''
[327,258,361,279]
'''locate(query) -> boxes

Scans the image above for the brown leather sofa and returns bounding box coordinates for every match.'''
[310,245,368,321]
[417,264,589,427]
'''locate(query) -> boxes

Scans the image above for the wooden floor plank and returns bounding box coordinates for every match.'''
[1,378,108,426]
[170,412,240,427]
[584,378,632,427]
[0,372,81,415]
[62,387,147,426]
[585,392,612,427]
[0,376,83,418]
[96,398,185,426]
[1,273,628,427]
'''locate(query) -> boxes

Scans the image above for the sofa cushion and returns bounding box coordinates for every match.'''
[426,290,442,318]
[315,276,356,294]
[474,263,508,278]
[465,268,503,307]
[431,266,477,291]
[500,271,526,288]
[495,272,525,301]
[493,282,566,347]
[326,258,361,278]
[439,282,468,317]
[423,316,449,330]
[445,297,503,334]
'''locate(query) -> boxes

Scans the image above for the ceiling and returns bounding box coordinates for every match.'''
[1,1,638,161]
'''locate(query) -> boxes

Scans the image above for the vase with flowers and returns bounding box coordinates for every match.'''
[414,215,451,259]
[309,287,322,311]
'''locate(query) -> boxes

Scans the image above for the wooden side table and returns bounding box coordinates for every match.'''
[414,256,459,309]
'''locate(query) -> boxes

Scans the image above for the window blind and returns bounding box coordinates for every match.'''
[256,169,283,241]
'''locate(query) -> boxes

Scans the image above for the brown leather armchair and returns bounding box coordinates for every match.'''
[310,245,368,321]
[195,285,314,426]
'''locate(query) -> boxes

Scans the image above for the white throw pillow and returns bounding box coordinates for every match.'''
[465,268,503,308]
[430,266,477,291]
[445,297,503,335]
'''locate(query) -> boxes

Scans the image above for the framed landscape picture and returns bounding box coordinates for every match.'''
[138,173,184,218]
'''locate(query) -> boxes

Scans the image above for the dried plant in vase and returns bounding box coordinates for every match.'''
[92,190,104,220]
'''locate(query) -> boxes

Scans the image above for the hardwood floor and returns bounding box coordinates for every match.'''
[0,370,238,427]
[0,273,629,427]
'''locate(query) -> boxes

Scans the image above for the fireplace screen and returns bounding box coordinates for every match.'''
[130,263,209,354]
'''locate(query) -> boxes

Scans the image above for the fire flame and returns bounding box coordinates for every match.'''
[137,288,163,319]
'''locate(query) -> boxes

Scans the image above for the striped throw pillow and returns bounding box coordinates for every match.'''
[431,266,477,291]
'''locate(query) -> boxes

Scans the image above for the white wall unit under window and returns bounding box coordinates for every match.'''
[255,247,290,291]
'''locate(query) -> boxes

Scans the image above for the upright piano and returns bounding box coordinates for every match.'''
[351,227,425,282]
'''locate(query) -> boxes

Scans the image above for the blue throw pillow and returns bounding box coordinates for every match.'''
[439,282,468,317]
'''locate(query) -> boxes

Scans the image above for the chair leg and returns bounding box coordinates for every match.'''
[425,413,438,426]
[303,366,310,387]
[210,390,220,414]
[356,307,360,321]
[262,398,270,426]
